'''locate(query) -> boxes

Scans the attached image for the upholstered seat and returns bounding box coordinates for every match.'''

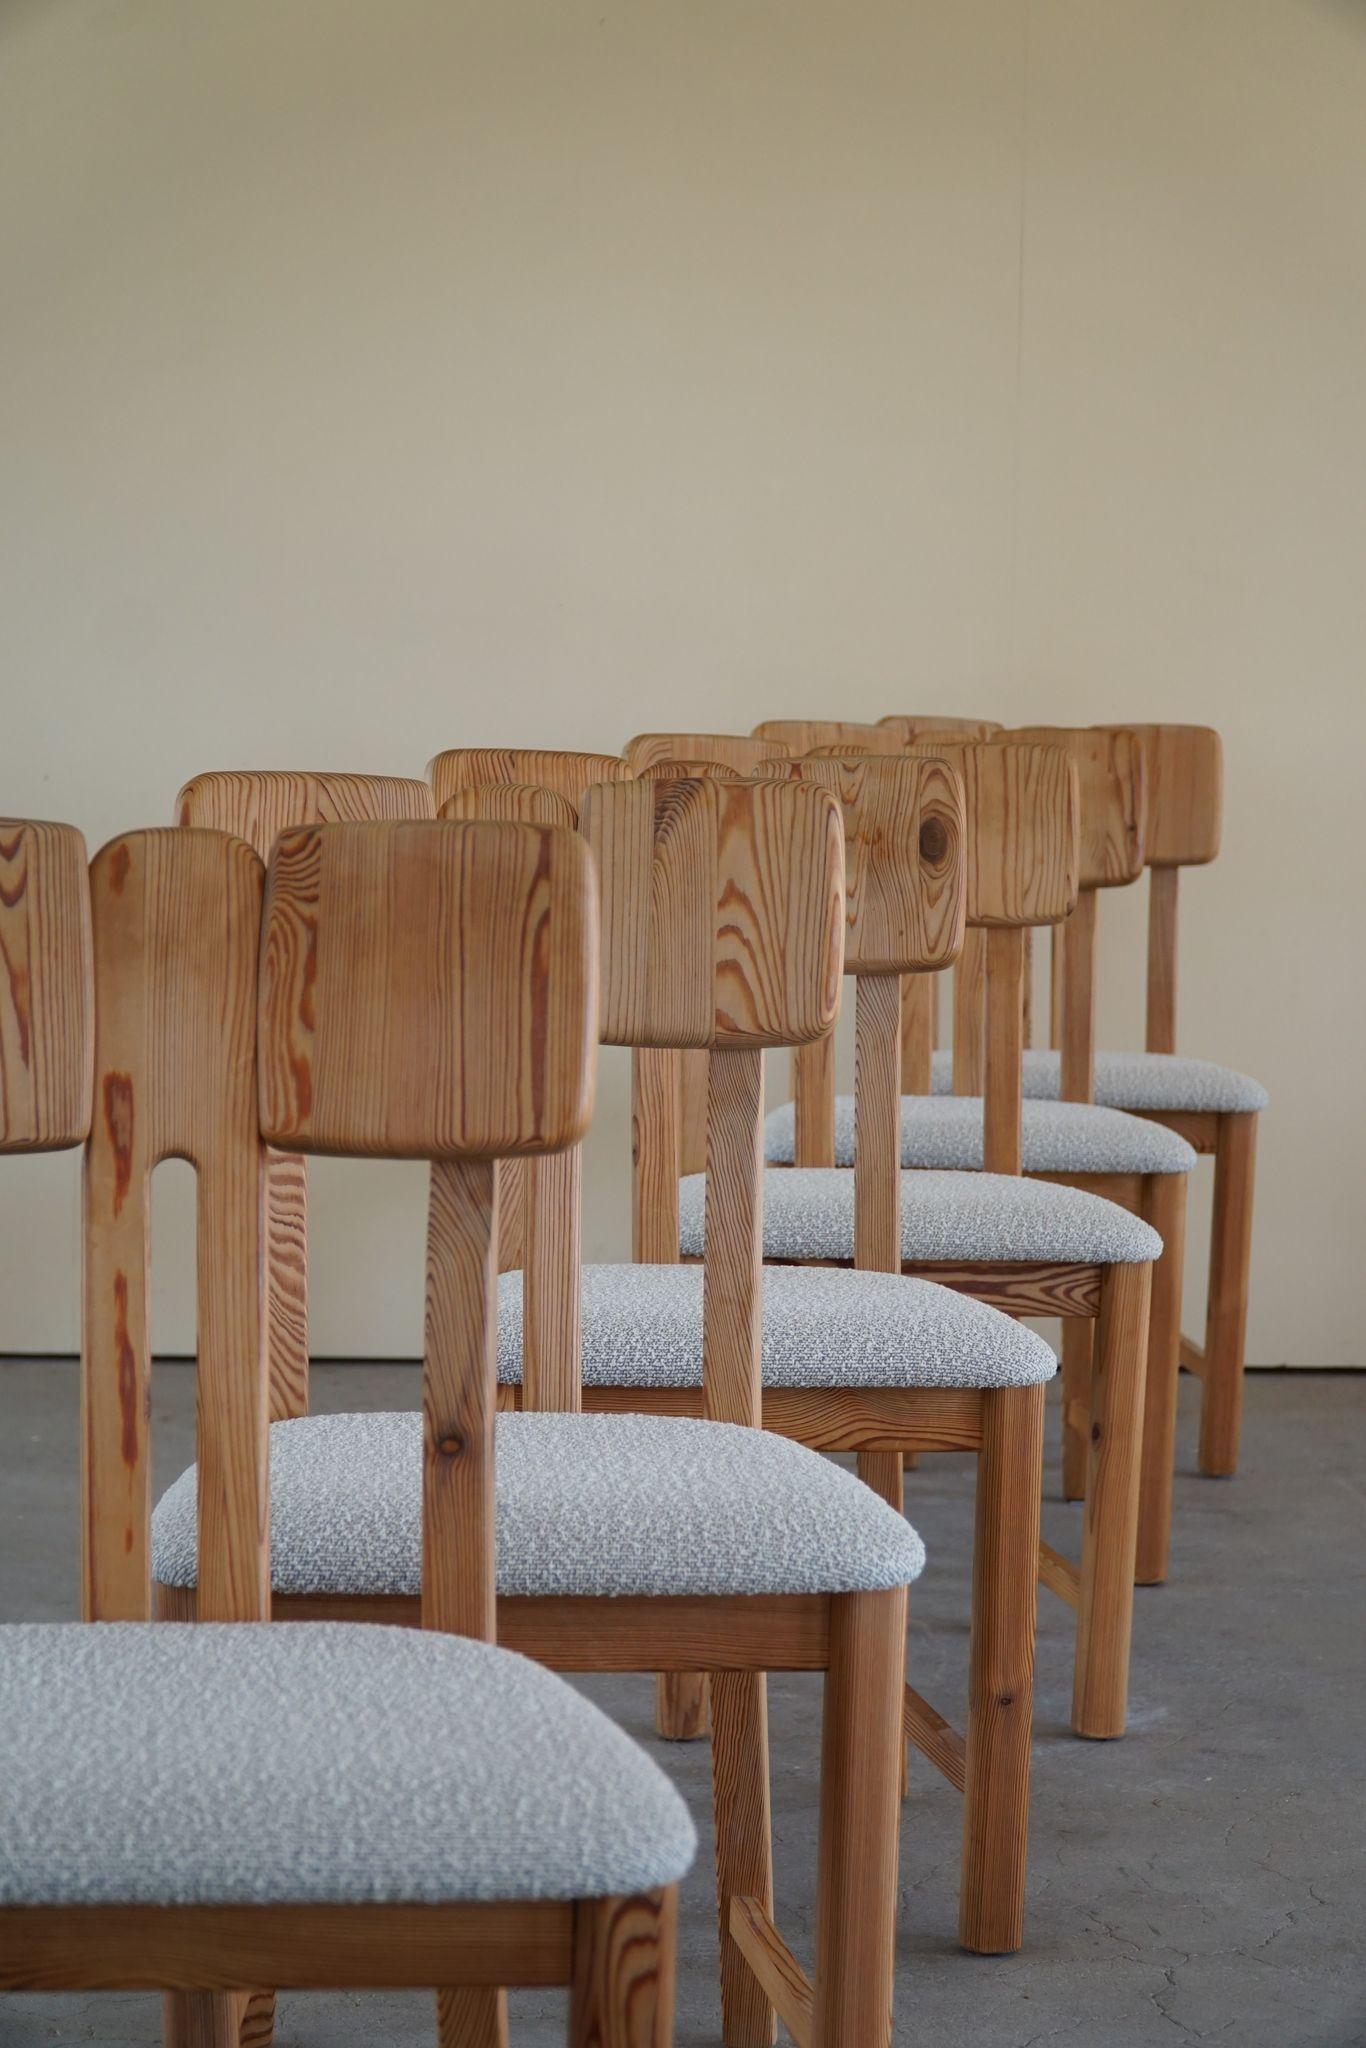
[495,1264,1056,1391]
[679,1168,1162,1266]
[927,1047,1268,1115]
[153,1412,926,1602]
[0,1621,695,1906]
[765,1095,1196,1175]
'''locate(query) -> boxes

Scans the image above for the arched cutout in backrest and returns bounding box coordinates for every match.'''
[84,828,267,1628]
[259,817,597,1641]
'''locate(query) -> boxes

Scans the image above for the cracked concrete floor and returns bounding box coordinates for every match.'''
[1,1362,1362,2047]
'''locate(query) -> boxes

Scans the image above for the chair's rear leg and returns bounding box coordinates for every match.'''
[1136,1173,1187,1584]
[711,1670,776,2046]
[437,1988,508,2045]
[1059,1319,1092,1500]
[811,1588,907,2048]
[1072,1262,1151,1738]
[655,1671,710,1739]
[1199,1111,1258,1478]
[570,1886,679,2047]
[163,1996,240,2048]
[960,1383,1044,1954]
[238,1993,275,2048]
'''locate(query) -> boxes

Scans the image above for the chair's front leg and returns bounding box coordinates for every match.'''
[1199,1111,1258,1478]
[710,1669,776,2046]
[960,1383,1044,1955]
[655,1671,710,1740]
[163,1994,243,2048]
[1059,1320,1093,1501]
[238,1992,275,2047]
[437,1986,508,2046]
[811,1588,907,2048]
[1072,1261,1151,1738]
[1136,1173,1188,1584]
[569,1887,679,2048]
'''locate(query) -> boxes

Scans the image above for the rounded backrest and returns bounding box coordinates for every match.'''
[177,770,435,851]
[439,783,578,829]
[754,754,965,975]
[637,757,743,782]
[625,732,786,775]
[0,819,92,1152]
[259,820,598,1161]
[751,717,905,755]
[1099,723,1221,868]
[878,714,1002,742]
[999,726,1145,889]
[906,739,1080,927]
[581,776,844,1052]
[429,748,630,813]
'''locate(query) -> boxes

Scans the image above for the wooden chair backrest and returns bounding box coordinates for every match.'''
[754,757,966,1267]
[1095,724,1223,1054]
[259,818,597,1641]
[625,732,786,776]
[84,828,267,1628]
[429,748,630,813]
[877,715,1002,743]
[901,741,1080,1168]
[750,718,906,755]
[176,772,436,1423]
[998,726,1145,1101]
[0,820,92,1151]
[637,757,743,782]
[582,777,844,1426]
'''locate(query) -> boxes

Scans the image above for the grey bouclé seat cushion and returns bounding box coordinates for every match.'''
[764,1094,1196,1175]
[928,1047,1268,1114]
[153,1411,926,1602]
[496,1264,1056,1392]
[0,1622,696,1905]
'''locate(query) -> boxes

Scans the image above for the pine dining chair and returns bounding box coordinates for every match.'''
[752,744,1162,1738]
[151,787,925,2048]
[751,719,908,754]
[494,759,1064,1958]
[0,816,693,2048]
[625,732,789,776]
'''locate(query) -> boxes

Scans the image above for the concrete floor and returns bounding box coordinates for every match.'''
[0,1362,1362,2047]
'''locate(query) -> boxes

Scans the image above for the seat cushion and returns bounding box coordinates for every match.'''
[679,1168,1162,1265]
[764,1095,1195,1174]
[153,1412,925,1602]
[0,1621,695,1906]
[928,1047,1268,1114]
[497,1264,1056,1391]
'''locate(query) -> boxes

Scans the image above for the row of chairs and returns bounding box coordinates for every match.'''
[0,715,1263,2048]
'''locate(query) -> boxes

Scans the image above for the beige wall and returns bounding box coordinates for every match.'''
[2,0,1362,1363]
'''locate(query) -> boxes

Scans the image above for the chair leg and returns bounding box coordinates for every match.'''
[238,1994,275,2048]
[811,1588,907,2048]
[711,1670,776,2047]
[436,1988,508,2045]
[1136,1173,1187,1585]
[570,1887,679,2048]
[857,1453,909,1799]
[655,1671,711,1740]
[1199,1111,1258,1478]
[960,1384,1044,1955]
[163,1997,240,2048]
[1072,1262,1151,1739]
[1059,1319,1092,1500]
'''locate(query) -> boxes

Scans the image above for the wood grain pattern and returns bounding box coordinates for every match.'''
[429,748,630,812]
[422,1157,499,1640]
[0,820,92,1149]
[853,973,901,1274]
[177,771,436,1428]
[728,1898,812,2048]
[899,972,933,1096]
[960,1383,1044,1954]
[982,926,1024,1176]
[1058,886,1097,1104]
[1145,865,1180,1056]
[439,784,578,830]
[1136,1171,1187,1585]
[1073,1261,1151,1738]
[582,777,844,1051]
[625,731,785,775]
[1108,723,1222,869]
[259,820,597,1159]
[84,829,267,1629]
[1002,727,1145,891]
[637,758,742,782]
[902,1686,967,1793]
[750,718,904,754]
[1199,1111,1257,1477]
[811,1589,907,2048]
[0,1903,575,1990]
[1036,1541,1080,1608]
[632,1046,680,1263]
[711,1669,776,2045]
[702,1047,765,1429]
[436,1986,507,2048]
[876,715,1002,742]
[570,1888,679,2048]
[792,1036,836,1165]
[907,741,1080,928]
[951,927,987,1096]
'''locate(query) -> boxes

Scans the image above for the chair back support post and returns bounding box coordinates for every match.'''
[1146,865,1180,1056]
[84,828,268,1627]
[258,818,598,1640]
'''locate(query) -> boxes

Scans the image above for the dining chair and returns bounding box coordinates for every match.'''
[151,789,925,2048]
[751,718,908,754]
[745,744,1161,1737]
[877,716,1004,742]
[625,732,789,776]
[493,759,1062,1956]
[1,816,692,2048]
[1043,726,1264,1483]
